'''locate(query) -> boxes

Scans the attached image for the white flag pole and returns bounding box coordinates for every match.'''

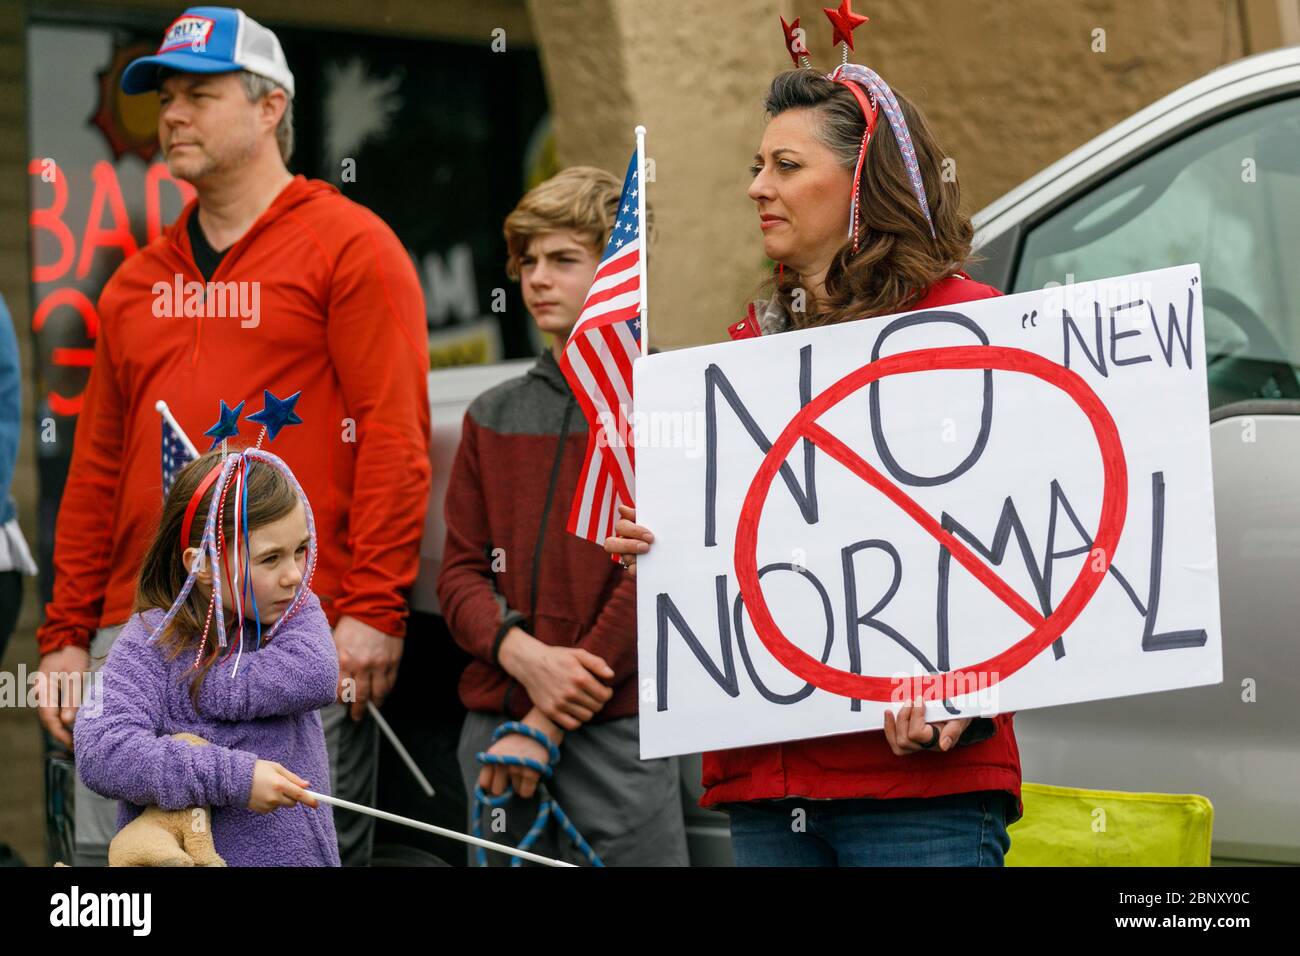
[635,124,648,357]
[154,400,200,457]
[366,699,435,797]
[306,791,575,867]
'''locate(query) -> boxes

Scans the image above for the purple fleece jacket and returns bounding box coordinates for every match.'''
[74,590,341,867]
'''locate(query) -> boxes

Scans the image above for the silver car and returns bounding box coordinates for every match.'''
[967,44,1300,867]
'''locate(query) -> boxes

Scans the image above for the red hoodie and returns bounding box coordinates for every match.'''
[37,176,431,653]
[707,273,1024,822]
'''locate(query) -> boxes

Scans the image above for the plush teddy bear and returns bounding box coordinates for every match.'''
[106,732,227,867]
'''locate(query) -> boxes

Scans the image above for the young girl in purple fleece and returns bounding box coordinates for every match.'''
[75,446,341,866]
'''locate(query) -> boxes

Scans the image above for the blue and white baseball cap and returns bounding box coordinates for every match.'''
[121,6,295,98]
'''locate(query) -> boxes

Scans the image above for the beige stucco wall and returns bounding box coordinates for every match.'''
[528,0,1300,350]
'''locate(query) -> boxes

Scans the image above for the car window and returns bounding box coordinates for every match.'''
[1012,97,1300,409]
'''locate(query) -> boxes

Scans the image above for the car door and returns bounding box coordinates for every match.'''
[979,94,1300,863]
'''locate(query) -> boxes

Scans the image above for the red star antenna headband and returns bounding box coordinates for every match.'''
[779,3,936,251]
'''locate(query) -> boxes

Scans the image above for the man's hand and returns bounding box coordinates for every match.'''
[497,627,613,731]
[477,708,563,800]
[36,645,91,749]
[882,697,973,755]
[333,615,403,720]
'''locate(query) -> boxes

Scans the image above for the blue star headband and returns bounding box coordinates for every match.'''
[203,389,303,450]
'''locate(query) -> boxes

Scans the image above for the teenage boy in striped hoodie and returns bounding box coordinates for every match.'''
[438,168,687,866]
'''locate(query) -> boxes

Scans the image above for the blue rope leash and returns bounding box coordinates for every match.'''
[470,721,605,867]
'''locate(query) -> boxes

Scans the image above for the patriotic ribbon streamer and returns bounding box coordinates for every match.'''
[827,62,937,240]
[147,448,318,658]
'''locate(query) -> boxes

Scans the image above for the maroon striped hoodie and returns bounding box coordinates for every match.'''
[437,349,637,720]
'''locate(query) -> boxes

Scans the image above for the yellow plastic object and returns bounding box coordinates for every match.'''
[1006,782,1214,866]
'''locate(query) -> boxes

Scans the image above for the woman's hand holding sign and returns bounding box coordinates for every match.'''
[606,504,653,577]
[883,699,973,755]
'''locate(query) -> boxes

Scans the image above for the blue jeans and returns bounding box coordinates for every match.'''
[725,790,1012,867]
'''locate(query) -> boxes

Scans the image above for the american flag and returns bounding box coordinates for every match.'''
[559,151,644,544]
[159,402,198,498]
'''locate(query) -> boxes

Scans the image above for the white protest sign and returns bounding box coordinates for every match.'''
[632,264,1223,759]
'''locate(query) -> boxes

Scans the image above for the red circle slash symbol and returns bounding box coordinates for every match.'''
[733,345,1128,701]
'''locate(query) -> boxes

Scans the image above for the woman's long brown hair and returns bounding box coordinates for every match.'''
[761,70,978,327]
[134,447,300,710]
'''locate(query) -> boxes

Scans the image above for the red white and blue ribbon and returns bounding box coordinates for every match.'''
[147,446,318,672]
[828,62,937,241]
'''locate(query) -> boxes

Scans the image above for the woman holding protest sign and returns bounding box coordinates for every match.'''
[605,7,1022,867]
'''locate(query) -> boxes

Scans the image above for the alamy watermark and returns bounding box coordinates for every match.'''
[889,669,1001,710]
[152,273,261,328]
[595,408,707,457]
[0,666,103,717]
[1041,273,1159,328]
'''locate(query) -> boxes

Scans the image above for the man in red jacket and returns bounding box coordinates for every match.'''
[34,7,431,866]
[438,167,687,865]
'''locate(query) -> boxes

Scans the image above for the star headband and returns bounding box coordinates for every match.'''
[151,390,314,676]
[181,389,303,550]
[779,3,937,251]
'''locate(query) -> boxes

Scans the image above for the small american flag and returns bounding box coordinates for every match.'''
[559,150,644,544]
[159,401,198,499]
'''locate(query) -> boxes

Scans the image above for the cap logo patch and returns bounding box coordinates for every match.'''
[157,15,215,54]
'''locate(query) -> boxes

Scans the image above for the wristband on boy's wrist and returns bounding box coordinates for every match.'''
[490,612,527,666]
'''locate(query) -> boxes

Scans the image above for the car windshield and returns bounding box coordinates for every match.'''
[1013,96,1300,409]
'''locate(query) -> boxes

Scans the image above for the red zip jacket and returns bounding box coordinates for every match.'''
[706,273,1024,822]
[37,176,431,652]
